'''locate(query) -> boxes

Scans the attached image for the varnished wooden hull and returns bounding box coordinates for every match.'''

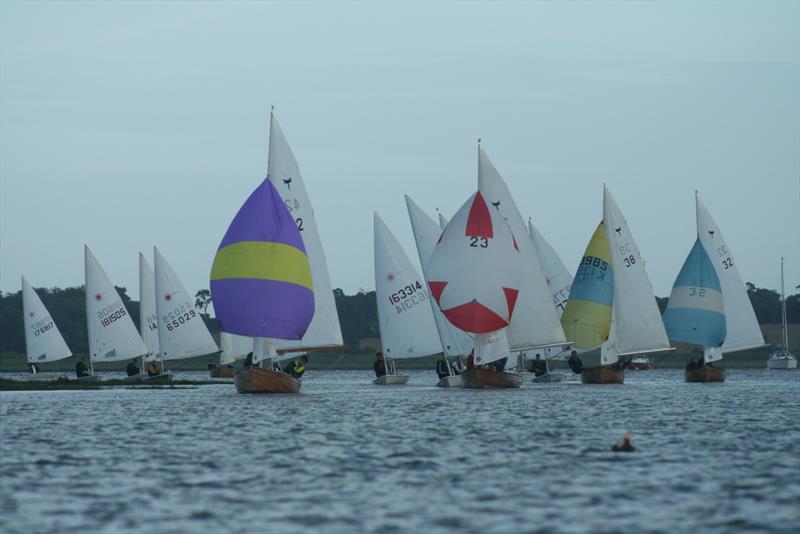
[685,366,726,383]
[235,367,301,394]
[580,366,624,384]
[209,366,235,378]
[461,368,522,389]
[372,374,409,385]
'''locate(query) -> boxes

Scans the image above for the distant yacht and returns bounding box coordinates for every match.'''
[767,257,797,370]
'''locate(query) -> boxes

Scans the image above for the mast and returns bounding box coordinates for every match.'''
[781,257,789,352]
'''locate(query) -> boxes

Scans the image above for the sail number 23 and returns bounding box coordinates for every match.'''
[469,236,488,248]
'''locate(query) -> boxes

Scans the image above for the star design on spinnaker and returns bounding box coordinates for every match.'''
[708,230,716,238]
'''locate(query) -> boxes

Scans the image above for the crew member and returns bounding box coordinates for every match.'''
[611,432,635,452]
[75,358,89,378]
[146,360,160,377]
[374,352,387,378]
[531,354,547,376]
[126,360,140,377]
[436,358,450,380]
[567,351,583,374]
[289,355,308,378]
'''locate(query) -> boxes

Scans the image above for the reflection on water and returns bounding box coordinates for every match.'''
[1,369,798,533]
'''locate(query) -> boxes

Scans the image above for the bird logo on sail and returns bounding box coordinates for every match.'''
[283,177,292,189]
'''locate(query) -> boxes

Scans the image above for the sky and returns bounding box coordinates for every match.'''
[2,1,798,304]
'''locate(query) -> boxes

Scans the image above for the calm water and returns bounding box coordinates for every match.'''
[1,369,798,533]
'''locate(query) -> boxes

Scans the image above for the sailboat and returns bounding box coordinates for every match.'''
[22,276,72,374]
[267,113,343,356]
[138,253,160,375]
[154,247,218,376]
[210,332,251,377]
[561,187,672,384]
[427,186,524,389]
[211,172,314,393]
[768,257,797,369]
[477,148,570,376]
[85,246,148,379]
[373,212,442,385]
[526,219,574,382]
[665,193,764,382]
[406,196,473,387]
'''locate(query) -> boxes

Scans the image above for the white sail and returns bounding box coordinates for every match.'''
[154,247,218,361]
[528,220,573,317]
[85,246,148,363]
[696,195,764,353]
[375,212,442,359]
[220,332,251,365]
[22,276,72,364]
[268,114,343,352]
[602,187,671,355]
[426,191,523,366]
[405,196,473,357]
[438,212,448,229]
[138,253,159,361]
[477,148,566,349]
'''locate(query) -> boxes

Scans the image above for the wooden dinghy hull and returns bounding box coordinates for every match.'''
[461,368,522,389]
[436,375,463,388]
[372,374,410,385]
[209,366,235,378]
[580,366,624,384]
[685,366,726,383]
[235,367,301,394]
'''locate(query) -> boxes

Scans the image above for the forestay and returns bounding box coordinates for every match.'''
[154,247,218,360]
[427,191,523,365]
[138,253,160,361]
[85,246,148,363]
[405,196,473,357]
[528,220,573,317]
[374,212,442,359]
[477,149,566,350]
[602,186,670,355]
[696,195,764,353]
[22,276,72,364]
[268,114,343,352]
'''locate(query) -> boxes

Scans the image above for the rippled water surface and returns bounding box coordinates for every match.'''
[1,369,798,533]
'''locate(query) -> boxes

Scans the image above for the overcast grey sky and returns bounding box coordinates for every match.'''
[2,1,798,303]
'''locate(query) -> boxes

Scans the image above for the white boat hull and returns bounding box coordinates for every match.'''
[767,354,798,369]
[373,374,409,385]
[436,375,463,388]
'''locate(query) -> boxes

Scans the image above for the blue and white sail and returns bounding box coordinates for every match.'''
[663,239,726,348]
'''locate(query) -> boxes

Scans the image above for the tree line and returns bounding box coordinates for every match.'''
[1,284,797,356]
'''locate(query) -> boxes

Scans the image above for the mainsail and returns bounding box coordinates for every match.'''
[22,276,72,364]
[138,253,160,361]
[267,114,343,352]
[154,247,218,361]
[696,194,764,353]
[85,246,148,363]
[602,186,671,356]
[477,149,566,350]
[528,219,573,317]
[374,212,441,359]
[210,177,314,341]
[405,195,473,357]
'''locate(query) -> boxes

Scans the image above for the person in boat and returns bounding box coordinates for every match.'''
[567,351,583,374]
[436,358,450,380]
[207,358,217,371]
[611,355,631,371]
[450,357,464,375]
[146,360,160,377]
[374,352,387,378]
[28,362,39,374]
[243,352,254,368]
[611,432,635,452]
[126,360,140,377]
[530,354,547,376]
[466,351,475,369]
[686,357,697,371]
[288,355,308,378]
[493,357,507,372]
[75,358,89,378]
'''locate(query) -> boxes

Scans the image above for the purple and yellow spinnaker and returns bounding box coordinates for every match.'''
[210,177,314,340]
